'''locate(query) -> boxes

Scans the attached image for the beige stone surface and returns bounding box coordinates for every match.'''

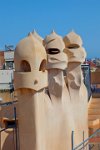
[14,33,48,150]
[14,33,47,91]
[64,32,86,63]
[12,31,89,150]
[32,30,43,43]
[0,129,15,150]
[64,31,88,148]
[44,31,75,150]
[44,31,65,52]
[63,31,83,47]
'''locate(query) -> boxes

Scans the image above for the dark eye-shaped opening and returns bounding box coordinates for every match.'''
[4,119,16,129]
[20,60,31,72]
[47,48,60,54]
[39,59,46,72]
[67,44,80,49]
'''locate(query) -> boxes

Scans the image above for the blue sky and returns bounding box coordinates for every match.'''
[0,0,100,58]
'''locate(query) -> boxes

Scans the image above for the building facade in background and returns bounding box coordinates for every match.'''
[0,47,14,102]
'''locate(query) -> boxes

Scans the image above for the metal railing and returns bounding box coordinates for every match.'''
[72,129,100,150]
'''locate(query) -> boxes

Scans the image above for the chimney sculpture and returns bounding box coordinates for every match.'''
[14,33,48,150]
[14,31,88,150]
[64,32,88,147]
[44,31,74,150]
[32,30,43,44]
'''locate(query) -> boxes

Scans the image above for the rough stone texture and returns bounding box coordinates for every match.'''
[44,31,74,150]
[14,33,48,150]
[64,31,88,148]
[0,31,88,150]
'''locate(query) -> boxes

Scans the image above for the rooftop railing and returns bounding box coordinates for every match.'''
[72,129,100,150]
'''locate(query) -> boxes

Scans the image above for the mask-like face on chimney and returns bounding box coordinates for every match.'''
[44,31,68,70]
[14,33,48,91]
[63,31,86,63]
